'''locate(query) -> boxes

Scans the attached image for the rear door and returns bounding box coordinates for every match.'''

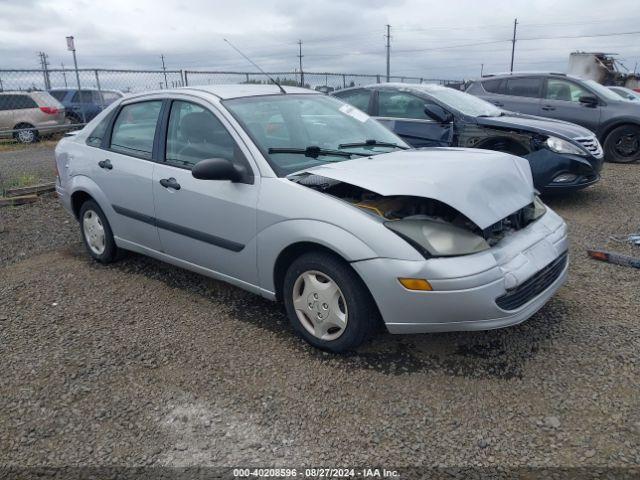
[373,89,452,147]
[152,98,259,284]
[499,76,543,114]
[95,99,163,250]
[539,77,602,132]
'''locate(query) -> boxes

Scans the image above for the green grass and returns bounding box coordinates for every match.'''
[0,173,39,197]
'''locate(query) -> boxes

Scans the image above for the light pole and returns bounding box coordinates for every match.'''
[66,36,86,124]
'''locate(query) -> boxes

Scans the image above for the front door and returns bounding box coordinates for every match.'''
[152,99,259,285]
[96,99,163,250]
[539,77,602,132]
[374,90,452,148]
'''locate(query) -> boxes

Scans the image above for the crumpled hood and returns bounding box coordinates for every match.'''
[477,113,593,141]
[297,148,534,229]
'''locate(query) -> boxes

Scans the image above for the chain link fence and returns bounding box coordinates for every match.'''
[0,68,461,143]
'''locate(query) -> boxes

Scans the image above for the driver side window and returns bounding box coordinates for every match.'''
[377,91,432,120]
[545,79,589,103]
[165,101,246,169]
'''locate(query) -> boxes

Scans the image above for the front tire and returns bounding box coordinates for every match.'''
[283,252,377,352]
[79,200,119,263]
[603,124,640,164]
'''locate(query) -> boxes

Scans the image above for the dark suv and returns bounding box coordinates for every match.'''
[466,73,640,163]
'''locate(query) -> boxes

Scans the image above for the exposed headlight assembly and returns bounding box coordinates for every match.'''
[385,219,490,258]
[545,136,587,156]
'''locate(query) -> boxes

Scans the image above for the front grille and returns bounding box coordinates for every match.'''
[496,252,568,311]
[574,136,603,158]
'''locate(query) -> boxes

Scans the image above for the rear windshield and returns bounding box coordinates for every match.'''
[49,91,68,102]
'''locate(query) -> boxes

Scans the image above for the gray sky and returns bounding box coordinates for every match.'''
[1,0,639,80]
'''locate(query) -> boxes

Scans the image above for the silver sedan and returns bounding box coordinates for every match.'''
[55,84,568,352]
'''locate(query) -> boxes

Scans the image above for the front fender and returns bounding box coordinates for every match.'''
[257,219,380,294]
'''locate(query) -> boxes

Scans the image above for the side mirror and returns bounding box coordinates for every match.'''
[192,158,243,182]
[424,104,453,123]
[579,94,598,107]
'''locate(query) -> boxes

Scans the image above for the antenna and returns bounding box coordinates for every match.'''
[223,39,286,94]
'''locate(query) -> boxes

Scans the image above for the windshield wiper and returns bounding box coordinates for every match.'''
[268,146,369,158]
[338,139,409,150]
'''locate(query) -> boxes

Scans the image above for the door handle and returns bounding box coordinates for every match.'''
[159,177,181,190]
[98,159,113,170]
[541,105,556,111]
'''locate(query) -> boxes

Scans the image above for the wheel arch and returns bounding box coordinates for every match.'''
[597,119,640,143]
[474,135,530,156]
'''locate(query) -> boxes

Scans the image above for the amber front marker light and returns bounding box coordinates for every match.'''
[398,278,433,291]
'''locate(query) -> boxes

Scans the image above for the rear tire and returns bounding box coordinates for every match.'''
[603,124,640,164]
[13,124,38,144]
[282,252,377,353]
[79,200,119,264]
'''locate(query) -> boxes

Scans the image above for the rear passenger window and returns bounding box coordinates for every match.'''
[11,95,38,109]
[165,101,246,169]
[334,89,372,112]
[86,112,113,147]
[110,101,162,159]
[505,77,542,98]
[482,79,504,94]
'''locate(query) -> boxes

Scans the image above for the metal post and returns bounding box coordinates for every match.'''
[480,63,484,77]
[342,74,346,88]
[297,40,304,88]
[182,69,188,86]
[67,37,87,124]
[245,73,250,83]
[385,24,391,82]
[61,63,68,87]
[161,54,168,88]
[94,69,104,109]
[510,18,518,73]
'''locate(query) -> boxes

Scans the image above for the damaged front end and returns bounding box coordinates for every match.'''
[292,173,546,258]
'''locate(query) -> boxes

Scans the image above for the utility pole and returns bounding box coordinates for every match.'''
[66,36,86,124]
[61,63,68,87]
[160,54,168,88]
[38,52,51,90]
[510,18,518,73]
[297,40,304,87]
[385,24,391,82]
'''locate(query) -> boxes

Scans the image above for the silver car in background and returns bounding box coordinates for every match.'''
[0,91,68,143]
[55,85,568,352]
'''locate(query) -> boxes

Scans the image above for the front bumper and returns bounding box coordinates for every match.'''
[352,208,569,334]
[524,149,603,194]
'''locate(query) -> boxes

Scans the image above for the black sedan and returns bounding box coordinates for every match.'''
[333,83,604,194]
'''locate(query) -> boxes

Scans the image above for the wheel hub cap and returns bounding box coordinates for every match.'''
[292,270,348,341]
[83,210,106,255]
[615,134,639,156]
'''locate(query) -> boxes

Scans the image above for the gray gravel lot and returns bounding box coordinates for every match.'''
[0,142,58,191]
[0,145,639,470]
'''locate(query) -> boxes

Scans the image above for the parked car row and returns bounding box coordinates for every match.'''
[332,83,603,194]
[0,88,124,143]
[55,84,569,352]
[465,72,640,164]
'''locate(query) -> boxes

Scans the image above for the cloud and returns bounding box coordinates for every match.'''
[0,0,638,80]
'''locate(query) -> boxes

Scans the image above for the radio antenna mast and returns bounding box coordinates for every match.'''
[223,39,286,94]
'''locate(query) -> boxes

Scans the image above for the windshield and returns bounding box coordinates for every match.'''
[419,85,504,117]
[583,79,625,102]
[223,94,409,176]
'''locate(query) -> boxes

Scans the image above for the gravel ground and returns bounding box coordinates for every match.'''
[0,141,58,192]
[0,147,639,471]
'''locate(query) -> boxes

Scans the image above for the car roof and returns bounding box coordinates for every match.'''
[131,84,318,100]
[475,72,585,82]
